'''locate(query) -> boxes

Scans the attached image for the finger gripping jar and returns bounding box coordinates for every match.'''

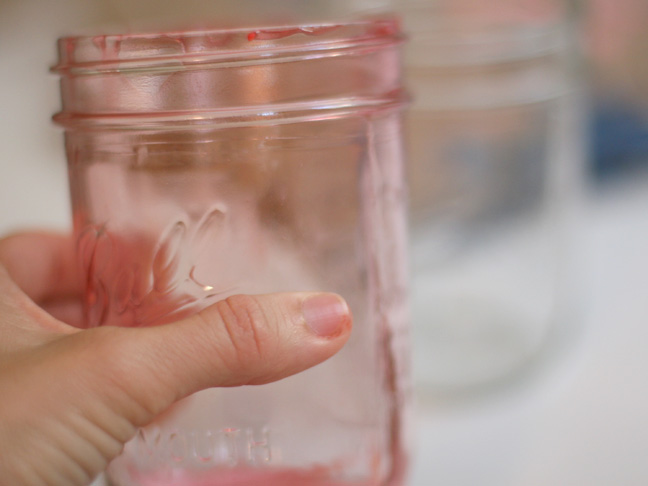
[52,20,410,486]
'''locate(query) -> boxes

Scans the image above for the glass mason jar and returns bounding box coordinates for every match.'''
[399,0,584,392]
[52,20,410,486]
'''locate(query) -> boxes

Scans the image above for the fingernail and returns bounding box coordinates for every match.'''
[302,293,351,337]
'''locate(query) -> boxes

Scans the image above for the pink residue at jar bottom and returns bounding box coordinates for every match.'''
[130,467,377,486]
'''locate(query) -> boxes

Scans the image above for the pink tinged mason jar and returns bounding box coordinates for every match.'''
[52,20,410,486]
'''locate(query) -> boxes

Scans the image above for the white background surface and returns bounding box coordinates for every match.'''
[2,2,648,485]
[410,176,648,486]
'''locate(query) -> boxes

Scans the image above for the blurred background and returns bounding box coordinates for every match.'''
[1,0,647,485]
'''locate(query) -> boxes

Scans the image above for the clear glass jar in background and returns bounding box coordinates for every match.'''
[52,20,410,486]
[398,0,585,393]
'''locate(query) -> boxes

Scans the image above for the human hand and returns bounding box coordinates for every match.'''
[0,232,352,485]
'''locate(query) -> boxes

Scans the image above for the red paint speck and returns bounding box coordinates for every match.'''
[247,32,257,42]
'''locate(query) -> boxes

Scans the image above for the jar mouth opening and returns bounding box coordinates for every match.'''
[52,18,402,75]
[400,0,570,66]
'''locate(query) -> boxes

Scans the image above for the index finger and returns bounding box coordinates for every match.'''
[0,232,81,304]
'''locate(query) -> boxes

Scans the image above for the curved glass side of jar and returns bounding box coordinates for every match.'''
[53,21,410,486]
[399,0,583,392]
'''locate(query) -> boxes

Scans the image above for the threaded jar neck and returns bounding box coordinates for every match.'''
[52,19,406,130]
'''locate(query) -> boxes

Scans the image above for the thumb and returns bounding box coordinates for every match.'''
[0,292,351,485]
[91,292,352,425]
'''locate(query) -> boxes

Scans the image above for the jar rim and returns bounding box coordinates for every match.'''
[52,18,402,75]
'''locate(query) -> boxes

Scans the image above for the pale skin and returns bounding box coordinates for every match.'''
[0,232,352,485]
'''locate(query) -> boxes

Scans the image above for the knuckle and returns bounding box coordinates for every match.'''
[215,295,274,367]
